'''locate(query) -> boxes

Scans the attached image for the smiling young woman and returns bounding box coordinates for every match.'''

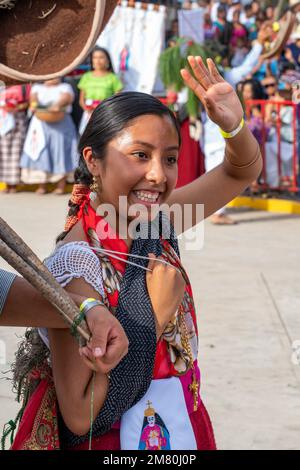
[9,56,262,451]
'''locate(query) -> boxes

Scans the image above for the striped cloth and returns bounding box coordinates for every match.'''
[0,112,27,185]
[0,268,17,314]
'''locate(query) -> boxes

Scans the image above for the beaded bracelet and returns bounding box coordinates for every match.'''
[71,310,87,339]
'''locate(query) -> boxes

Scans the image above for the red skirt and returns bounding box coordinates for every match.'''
[11,373,216,451]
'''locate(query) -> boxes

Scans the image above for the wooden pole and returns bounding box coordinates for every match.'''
[0,217,90,343]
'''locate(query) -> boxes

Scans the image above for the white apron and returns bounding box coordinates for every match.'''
[120,377,197,451]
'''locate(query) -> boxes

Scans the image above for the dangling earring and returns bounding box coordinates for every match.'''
[89,176,100,202]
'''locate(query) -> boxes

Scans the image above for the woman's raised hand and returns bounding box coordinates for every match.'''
[146,253,186,339]
[181,56,244,133]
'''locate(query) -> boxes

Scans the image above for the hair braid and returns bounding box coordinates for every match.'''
[56,156,92,243]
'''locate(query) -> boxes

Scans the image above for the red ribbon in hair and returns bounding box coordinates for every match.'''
[64,184,90,232]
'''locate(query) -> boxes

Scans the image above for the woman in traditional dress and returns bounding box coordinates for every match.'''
[78,47,123,135]
[20,79,78,195]
[8,56,262,451]
[0,84,30,193]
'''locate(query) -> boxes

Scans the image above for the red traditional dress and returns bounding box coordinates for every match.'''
[10,199,216,451]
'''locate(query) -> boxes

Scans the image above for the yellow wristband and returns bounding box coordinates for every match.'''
[220,118,245,139]
[79,297,105,313]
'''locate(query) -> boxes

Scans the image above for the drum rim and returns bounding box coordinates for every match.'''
[0,0,107,82]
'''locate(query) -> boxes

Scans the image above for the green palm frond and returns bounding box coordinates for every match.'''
[159,42,185,92]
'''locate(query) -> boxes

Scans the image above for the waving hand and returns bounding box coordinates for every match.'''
[181,56,244,133]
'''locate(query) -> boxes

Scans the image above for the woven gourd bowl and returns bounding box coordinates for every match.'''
[0,0,118,85]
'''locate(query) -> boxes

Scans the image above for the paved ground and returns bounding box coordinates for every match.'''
[0,192,300,450]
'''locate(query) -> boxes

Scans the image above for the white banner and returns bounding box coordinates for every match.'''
[178,8,205,45]
[97,2,166,94]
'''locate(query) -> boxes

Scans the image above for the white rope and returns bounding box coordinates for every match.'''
[91,246,182,274]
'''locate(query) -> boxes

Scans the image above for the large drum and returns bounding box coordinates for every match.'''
[0,0,118,84]
[261,11,296,60]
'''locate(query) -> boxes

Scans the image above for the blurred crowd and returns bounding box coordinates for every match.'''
[0,0,300,204]
[0,47,122,195]
[166,0,300,205]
